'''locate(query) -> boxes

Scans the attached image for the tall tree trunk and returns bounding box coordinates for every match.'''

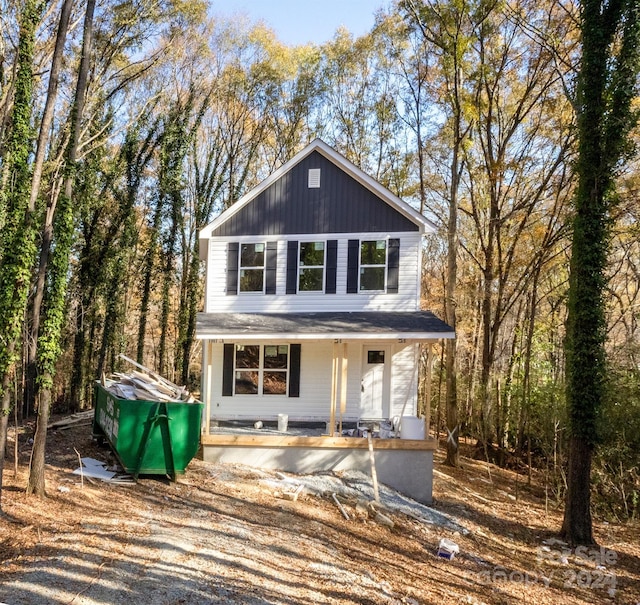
[26,191,74,496]
[499,299,524,458]
[562,0,640,545]
[158,206,178,377]
[178,244,202,386]
[24,0,73,418]
[27,0,96,497]
[97,208,138,378]
[518,268,540,459]
[399,0,473,467]
[69,302,88,410]
[0,0,44,510]
[137,198,163,364]
[156,94,199,377]
[444,137,460,466]
[479,236,495,446]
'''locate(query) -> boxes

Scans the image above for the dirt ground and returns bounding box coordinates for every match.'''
[0,418,639,605]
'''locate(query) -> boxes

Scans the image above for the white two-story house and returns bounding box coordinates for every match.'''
[196,139,454,434]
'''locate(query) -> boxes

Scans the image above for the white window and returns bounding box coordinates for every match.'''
[298,241,325,292]
[359,240,387,291]
[234,345,289,395]
[239,243,265,292]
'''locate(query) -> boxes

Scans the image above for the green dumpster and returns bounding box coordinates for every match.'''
[92,383,203,480]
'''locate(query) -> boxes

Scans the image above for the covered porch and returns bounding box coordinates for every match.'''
[196,311,454,504]
[197,311,455,430]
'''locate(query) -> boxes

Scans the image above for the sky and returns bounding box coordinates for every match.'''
[212,0,384,46]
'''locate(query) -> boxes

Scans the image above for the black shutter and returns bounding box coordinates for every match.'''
[289,344,301,397]
[387,238,400,294]
[286,240,298,294]
[347,239,359,293]
[326,240,337,294]
[265,241,278,294]
[226,242,239,295]
[222,344,234,396]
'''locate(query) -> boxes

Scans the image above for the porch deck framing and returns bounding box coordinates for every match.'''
[201,433,437,450]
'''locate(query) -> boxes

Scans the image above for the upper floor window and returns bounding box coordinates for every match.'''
[298,241,325,292]
[239,243,264,292]
[234,344,288,395]
[359,240,387,291]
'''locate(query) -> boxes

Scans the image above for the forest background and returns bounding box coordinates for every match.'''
[0,0,638,524]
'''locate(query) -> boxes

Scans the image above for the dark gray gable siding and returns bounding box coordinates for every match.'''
[211,151,419,236]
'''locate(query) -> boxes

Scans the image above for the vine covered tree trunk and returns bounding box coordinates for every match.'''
[27,0,96,497]
[137,193,163,364]
[562,0,640,545]
[0,0,44,509]
[23,0,73,419]
[27,191,74,496]
[178,245,202,386]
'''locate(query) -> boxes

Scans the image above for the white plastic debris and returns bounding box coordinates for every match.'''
[73,457,116,481]
[72,457,133,483]
[437,537,460,560]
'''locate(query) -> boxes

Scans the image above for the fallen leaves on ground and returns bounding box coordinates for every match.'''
[0,421,638,605]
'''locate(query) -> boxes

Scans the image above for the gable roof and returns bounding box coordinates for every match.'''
[199,139,436,242]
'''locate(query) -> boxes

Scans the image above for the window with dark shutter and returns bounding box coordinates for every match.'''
[359,240,387,291]
[222,343,234,395]
[223,344,296,396]
[289,344,301,397]
[298,242,325,291]
[239,243,265,292]
[387,238,400,294]
[286,240,298,294]
[226,242,239,295]
[265,241,278,294]
[326,240,337,294]
[347,239,359,293]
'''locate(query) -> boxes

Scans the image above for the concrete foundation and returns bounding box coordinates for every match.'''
[200,435,436,504]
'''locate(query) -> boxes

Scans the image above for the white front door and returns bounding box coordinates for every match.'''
[361,346,390,419]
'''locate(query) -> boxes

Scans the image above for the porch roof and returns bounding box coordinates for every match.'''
[196,311,455,341]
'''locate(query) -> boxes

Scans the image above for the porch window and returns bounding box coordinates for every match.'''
[298,241,325,291]
[239,243,265,292]
[367,350,385,364]
[234,344,288,395]
[359,240,387,291]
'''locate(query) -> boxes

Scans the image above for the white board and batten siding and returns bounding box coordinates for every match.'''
[389,343,419,419]
[204,341,419,422]
[204,232,423,314]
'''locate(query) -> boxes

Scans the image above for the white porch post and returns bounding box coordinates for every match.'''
[425,342,433,436]
[203,340,213,435]
[339,342,348,433]
[329,342,338,435]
